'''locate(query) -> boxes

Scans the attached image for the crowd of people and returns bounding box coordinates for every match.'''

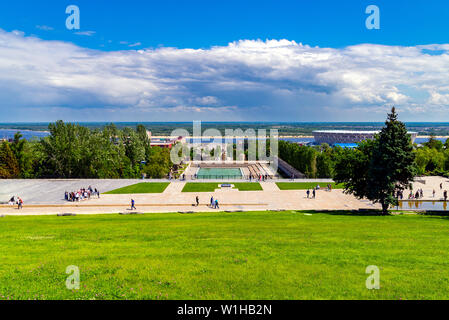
[65,186,100,202]
[406,188,424,200]
[250,174,270,182]
[396,183,449,201]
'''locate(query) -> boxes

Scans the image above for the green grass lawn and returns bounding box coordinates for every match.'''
[276,182,344,190]
[1,211,449,299]
[104,183,170,194]
[182,182,262,192]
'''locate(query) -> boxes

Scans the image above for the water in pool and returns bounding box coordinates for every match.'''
[197,168,243,179]
[398,201,449,211]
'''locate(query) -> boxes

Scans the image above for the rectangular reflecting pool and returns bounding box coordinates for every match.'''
[196,168,243,179]
[398,201,449,211]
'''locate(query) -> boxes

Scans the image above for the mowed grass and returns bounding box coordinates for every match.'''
[104,183,170,194]
[233,183,263,191]
[182,182,262,193]
[276,182,344,190]
[1,211,449,299]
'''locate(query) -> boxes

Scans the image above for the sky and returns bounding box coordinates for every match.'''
[0,0,448,122]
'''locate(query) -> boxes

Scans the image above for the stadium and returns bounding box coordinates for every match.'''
[313,130,418,145]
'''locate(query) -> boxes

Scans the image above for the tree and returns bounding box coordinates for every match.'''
[10,131,35,178]
[278,140,318,178]
[39,121,130,178]
[136,124,152,161]
[316,152,334,178]
[444,138,449,150]
[143,147,172,178]
[335,107,417,214]
[414,147,445,175]
[121,127,145,176]
[0,141,20,179]
[39,121,89,178]
[424,135,444,151]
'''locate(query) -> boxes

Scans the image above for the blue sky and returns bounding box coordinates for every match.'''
[1,0,448,50]
[0,0,448,122]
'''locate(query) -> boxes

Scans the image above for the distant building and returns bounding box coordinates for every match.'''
[313,130,418,145]
[150,136,183,149]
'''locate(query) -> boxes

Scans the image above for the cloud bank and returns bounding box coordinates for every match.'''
[0,29,448,121]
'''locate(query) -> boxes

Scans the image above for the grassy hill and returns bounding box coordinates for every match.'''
[0,211,448,299]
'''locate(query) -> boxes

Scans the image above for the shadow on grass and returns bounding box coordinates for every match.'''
[415,211,449,217]
[297,209,386,216]
[300,209,449,218]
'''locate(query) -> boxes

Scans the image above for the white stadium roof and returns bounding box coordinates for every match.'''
[313,130,380,134]
[313,130,418,134]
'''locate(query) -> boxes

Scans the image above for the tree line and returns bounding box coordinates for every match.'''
[280,131,449,179]
[0,121,173,179]
[279,140,345,178]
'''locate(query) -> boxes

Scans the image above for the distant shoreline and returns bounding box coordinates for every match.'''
[0,129,50,133]
[417,136,449,139]
[152,135,449,139]
[1,128,448,140]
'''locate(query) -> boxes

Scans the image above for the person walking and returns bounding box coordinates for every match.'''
[18,197,23,210]
[312,188,316,199]
[131,199,136,210]
[195,196,199,207]
[210,196,214,208]
[215,199,219,209]
[444,190,448,202]
[306,189,310,199]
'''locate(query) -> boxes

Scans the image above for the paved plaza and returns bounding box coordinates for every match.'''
[0,176,448,216]
[0,179,142,204]
[408,176,449,200]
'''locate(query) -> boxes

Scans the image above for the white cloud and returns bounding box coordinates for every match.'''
[0,29,448,121]
[429,91,449,105]
[36,25,54,31]
[74,31,96,36]
[194,96,219,105]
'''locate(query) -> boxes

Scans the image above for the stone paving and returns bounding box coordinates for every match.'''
[0,179,142,204]
[408,176,449,200]
[1,176,446,216]
[0,179,378,216]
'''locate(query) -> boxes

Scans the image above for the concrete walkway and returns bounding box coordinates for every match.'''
[163,181,186,194]
[261,182,280,192]
[0,179,141,204]
[3,177,447,217]
[409,176,449,200]
[0,188,378,216]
